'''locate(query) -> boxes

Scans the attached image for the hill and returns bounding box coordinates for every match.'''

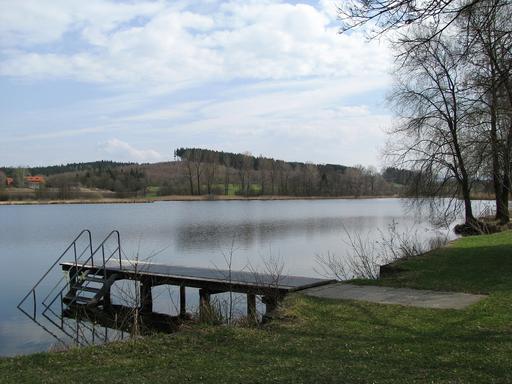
[0,149,405,200]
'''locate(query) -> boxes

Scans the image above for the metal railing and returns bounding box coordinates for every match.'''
[42,230,122,315]
[17,230,122,347]
[17,229,93,321]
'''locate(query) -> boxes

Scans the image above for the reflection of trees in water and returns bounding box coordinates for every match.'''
[175,216,419,251]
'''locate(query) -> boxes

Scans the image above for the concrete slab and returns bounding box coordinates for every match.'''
[302,283,487,310]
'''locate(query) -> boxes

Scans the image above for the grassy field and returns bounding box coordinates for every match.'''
[1,231,511,383]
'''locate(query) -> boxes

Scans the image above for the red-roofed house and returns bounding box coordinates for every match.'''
[25,176,45,189]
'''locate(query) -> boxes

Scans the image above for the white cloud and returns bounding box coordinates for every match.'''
[122,75,391,165]
[0,1,394,167]
[0,1,391,88]
[99,138,164,162]
[0,0,165,46]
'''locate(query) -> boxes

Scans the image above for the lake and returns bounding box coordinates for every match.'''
[0,198,471,356]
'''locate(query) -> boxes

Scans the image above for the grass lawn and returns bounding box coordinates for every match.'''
[144,186,160,198]
[214,183,262,196]
[1,231,512,383]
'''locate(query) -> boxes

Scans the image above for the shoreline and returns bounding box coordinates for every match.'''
[0,194,400,206]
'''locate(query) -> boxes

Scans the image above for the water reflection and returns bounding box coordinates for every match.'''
[62,304,181,337]
[0,318,55,356]
[175,216,404,250]
[0,199,449,356]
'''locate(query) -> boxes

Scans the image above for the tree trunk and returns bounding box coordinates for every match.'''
[196,163,201,195]
[491,130,506,222]
[488,62,508,223]
[224,172,230,195]
[499,141,511,223]
[450,118,476,226]
[186,162,194,195]
[462,182,476,226]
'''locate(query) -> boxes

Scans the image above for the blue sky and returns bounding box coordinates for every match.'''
[0,0,392,167]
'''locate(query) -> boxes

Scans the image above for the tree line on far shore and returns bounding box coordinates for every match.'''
[173,148,408,197]
[0,150,420,200]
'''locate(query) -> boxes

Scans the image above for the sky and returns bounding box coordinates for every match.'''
[0,0,393,168]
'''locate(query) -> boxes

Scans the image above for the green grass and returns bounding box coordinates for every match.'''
[2,232,512,383]
[131,184,263,198]
[144,186,160,198]
[355,230,512,294]
[214,183,262,196]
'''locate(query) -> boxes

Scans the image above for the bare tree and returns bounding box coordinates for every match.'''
[315,221,445,280]
[204,152,218,195]
[258,156,271,195]
[338,0,488,38]
[344,1,511,224]
[222,154,232,195]
[277,161,291,195]
[13,167,27,188]
[387,29,481,227]
[210,237,243,324]
[193,159,204,196]
[301,163,319,196]
[248,252,285,322]
[180,149,204,196]
[462,0,512,223]
[237,152,253,196]
[269,159,277,195]
[184,158,195,196]
[365,166,379,195]
[0,170,6,191]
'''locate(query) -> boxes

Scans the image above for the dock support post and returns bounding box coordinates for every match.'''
[247,293,257,322]
[199,289,211,321]
[103,285,112,308]
[180,285,186,317]
[262,295,278,315]
[140,279,153,313]
[68,266,78,296]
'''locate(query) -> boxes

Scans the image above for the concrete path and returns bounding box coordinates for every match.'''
[302,283,487,310]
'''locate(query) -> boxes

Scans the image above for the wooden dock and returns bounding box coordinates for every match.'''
[61,259,334,320]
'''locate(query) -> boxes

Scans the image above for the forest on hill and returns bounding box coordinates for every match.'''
[172,148,400,197]
[0,149,413,200]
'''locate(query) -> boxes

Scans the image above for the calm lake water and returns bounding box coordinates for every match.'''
[0,198,478,356]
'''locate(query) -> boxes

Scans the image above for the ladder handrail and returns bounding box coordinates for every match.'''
[17,229,93,318]
[42,230,120,307]
[42,230,121,312]
[41,243,92,307]
[94,230,122,270]
[17,229,123,350]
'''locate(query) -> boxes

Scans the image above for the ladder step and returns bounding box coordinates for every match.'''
[86,270,107,276]
[75,285,102,293]
[63,295,97,305]
[83,276,106,283]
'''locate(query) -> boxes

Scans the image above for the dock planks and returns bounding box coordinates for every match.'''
[61,259,335,296]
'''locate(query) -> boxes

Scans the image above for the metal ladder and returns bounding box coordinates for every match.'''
[17,230,122,347]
